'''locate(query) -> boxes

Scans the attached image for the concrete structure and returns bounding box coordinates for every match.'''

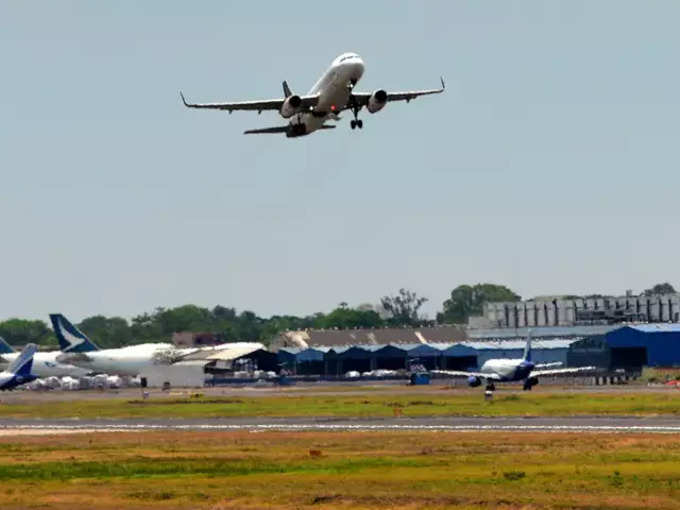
[474,294,680,329]
[140,360,207,388]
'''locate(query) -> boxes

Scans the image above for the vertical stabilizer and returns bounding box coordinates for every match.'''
[49,314,99,353]
[7,343,37,377]
[523,330,532,362]
[0,337,14,354]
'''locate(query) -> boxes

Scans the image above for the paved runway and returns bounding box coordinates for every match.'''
[3,416,680,433]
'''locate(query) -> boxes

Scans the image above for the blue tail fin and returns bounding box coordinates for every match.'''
[49,314,99,353]
[523,330,532,362]
[7,343,37,377]
[0,336,14,354]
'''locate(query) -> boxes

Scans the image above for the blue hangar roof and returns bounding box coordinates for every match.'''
[625,324,680,333]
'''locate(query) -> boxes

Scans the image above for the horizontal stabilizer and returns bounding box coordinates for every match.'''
[244,126,288,135]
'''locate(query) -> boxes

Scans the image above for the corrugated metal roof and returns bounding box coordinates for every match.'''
[182,344,264,361]
[467,325,617,339]
[461,339,576,350]
[627,324,680,333]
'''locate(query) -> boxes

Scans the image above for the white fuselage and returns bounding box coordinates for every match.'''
[0,371,13,389]
[57,343,176,377]
[480,358,533,381]
[0,351,90,378]
[289,53,365,136]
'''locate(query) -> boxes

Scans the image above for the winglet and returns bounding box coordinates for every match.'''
[0,336,14,354]
[440,76,446,90]
[282,81,292,98]
[179,91,190,107]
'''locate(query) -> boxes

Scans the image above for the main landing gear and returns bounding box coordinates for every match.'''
[485,383,496,392]
[348,81,363,131]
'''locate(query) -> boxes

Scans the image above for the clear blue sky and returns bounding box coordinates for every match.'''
[2,1,679,322]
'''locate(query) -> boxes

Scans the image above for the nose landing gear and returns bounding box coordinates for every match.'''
[350,119,363,130]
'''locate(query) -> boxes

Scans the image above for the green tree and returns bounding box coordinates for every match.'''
[0,319,55,347]
[380,288,428,326]
[644,283,677,296]
[315,307,383,329]
[77,316,132,348]
[438,283,521,324]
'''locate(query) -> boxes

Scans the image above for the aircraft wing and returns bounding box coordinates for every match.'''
[431,370,502,381]
[531,366,597,377]
[352,77,445,105]
[180,92,319,113]
[533,362,563,369]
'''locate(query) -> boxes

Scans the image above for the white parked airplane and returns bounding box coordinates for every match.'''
[433,334,595,391]
[52,314,264,377]
[180,52,444,137]
[0,344,38,391]
[0,336,91,378]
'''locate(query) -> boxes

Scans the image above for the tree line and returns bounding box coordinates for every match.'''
[0,283,675,348]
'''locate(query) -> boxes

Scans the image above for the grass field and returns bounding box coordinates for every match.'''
[1,430,680,509]
[1,388,680,419]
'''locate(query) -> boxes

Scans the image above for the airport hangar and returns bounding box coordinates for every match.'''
[273,326,577,377]
[568,324,680,372]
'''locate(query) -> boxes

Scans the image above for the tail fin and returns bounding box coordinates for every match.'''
[49,314,99,353]
[7,343,37,377]
[523,330,532,362]
[0,337,14,354]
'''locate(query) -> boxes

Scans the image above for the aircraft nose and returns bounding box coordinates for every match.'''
[352,59,364,80]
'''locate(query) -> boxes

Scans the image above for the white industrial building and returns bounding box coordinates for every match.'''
[473,293,680,329]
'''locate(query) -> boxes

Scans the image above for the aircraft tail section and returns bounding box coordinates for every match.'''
[7,344,37,377]
[523,330,532,362]
[49,314,99,353]
[0,337,14,354]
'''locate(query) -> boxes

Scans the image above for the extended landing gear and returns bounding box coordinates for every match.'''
[348,82,363,131]
[523,377,538,391]
[485,383,496,392]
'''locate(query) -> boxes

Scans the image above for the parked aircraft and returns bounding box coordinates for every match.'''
[0,337,13,355]
[52,314,264,377]
[433,333,594,391]
[0,336,91,378]
[0,344,37,390]
[180,52,444,137]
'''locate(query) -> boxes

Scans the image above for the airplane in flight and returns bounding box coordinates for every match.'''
[0,335,91,378]
[180,52,444,137]
[433,333,595,391]
[0,343,38,390]
[52,314,264,377]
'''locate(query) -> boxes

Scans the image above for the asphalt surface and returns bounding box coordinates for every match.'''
[3,415,680,433]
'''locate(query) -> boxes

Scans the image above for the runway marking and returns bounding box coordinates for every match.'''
[3,423,680,434]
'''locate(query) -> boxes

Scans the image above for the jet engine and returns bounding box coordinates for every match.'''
[366,89,388,113]
[467,375,482,388]
[280,95,302,118]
